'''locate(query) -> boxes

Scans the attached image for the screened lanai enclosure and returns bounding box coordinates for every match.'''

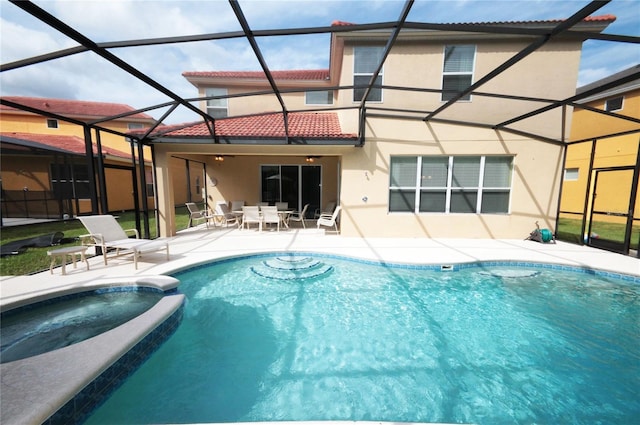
[0,0,638,255]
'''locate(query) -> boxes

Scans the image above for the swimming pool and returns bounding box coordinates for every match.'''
[85,253,640,424]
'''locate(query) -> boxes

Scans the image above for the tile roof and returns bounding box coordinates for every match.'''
[0,96,154,121]
[144,112,356,140]
[182,69,330,81]
[0,132,132,158]
[444,14,616,26]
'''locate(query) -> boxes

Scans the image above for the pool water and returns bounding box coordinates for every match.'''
[85,254,640,425]
[0,289,163,363]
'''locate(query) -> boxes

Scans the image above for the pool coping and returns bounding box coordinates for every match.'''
[0,278,184,425]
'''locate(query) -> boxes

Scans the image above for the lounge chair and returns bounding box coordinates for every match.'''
[261,206,281,231]
[215,203,241,228]
[288,203,309,228]
[317,205,341,233]
[231,200,245,211]
[314,201,336,219]
[185,202,213,228]
[242,206,262,231]
[77,215,169,269]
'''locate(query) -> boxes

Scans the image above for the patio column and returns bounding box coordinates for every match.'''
[153,146,176,237]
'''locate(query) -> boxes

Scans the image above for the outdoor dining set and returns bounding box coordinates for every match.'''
[186,201,309,232]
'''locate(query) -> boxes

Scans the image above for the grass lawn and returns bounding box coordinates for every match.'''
[557,217,640,249]
[0,207,191,276]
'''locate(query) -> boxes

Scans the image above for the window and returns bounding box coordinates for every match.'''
[389,155,513,214]
[50,163,91,199]
[353,46,384,102]
[46,119,58,129]
[605,96,623,112]
[127,122,144,130]
[205,88,228,118]
[564,168,579,181]
[305,90,333,105]
[442,45,475,101]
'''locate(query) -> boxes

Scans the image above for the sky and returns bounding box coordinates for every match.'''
[1,0,639,124]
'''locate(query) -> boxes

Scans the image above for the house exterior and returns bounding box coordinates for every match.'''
[0,97,156,218]
[560,65,640,253]
[138,15,616,239]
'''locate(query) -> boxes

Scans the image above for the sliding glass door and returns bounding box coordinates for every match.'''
[261,165,320,218]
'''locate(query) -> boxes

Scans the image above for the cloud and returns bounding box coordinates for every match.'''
[1,0,638,125]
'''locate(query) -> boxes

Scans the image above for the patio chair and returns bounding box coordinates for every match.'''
[317,205,342,233]
[185,202,213,228]
[314,201,336,218]
[77,215,169,269]
[276,202,289,211]
[242,206,262,231]
[288,203,309,228]
[261,206,281,231]
[231,200,245,211]
[215,203,241,228]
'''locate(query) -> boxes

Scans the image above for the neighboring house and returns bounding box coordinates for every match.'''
[0,97,157,219]
[561,64,640,254]
[135,15,617,239]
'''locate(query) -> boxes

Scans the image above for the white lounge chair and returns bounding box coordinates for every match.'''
[314,201,336,218]
[77,215,169,269]
[317,205,341,233]
[288,203,309,228]
[215,203,241,228]
[186,202,213,228]
[231,200,245,211]
[242,206,262,231]
[261,206,281,231]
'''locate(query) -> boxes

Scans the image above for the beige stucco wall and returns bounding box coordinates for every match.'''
[339,118,563,238]
[337,40,581,141]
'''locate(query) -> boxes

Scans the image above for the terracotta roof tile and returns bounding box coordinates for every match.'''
[147,112,356,140]
[182,69,330,81]
[0,96,154,121]
[1,132,131,158]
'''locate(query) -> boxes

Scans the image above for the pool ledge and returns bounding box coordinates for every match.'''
[0,274,179,312]
[0,290,184,425]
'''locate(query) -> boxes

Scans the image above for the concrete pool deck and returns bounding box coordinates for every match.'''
[1,225,639,308]
[1,226,639,424]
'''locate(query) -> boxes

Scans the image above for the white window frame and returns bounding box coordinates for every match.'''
[564,168,579,181]
[353,46,384,103]
[605,96,623,112]
[305,90,333,105]
[127,122,144,130]
[441,44,476,102]
[46,118,59,129]
[389,155,513,214]
[205,88,228,118]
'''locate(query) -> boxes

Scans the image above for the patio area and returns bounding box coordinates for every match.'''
[2,224,639,309]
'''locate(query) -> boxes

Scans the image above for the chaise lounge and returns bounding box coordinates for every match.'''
[78,215,170,269]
